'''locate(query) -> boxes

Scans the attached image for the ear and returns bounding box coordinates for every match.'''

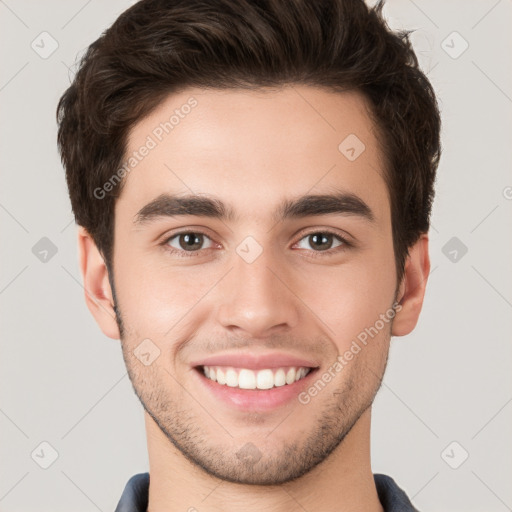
[77,226,120,340]
[391,233,431,337]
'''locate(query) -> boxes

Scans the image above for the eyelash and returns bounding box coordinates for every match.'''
[160,229,352,258]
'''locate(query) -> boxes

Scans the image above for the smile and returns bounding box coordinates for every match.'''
[201,365,314,390]
[193,365,320,411]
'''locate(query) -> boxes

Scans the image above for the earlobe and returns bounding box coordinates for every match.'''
[391,234,431,337]
[77,226,121,340]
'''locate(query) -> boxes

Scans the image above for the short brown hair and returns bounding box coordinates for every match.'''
[56,0,441,283]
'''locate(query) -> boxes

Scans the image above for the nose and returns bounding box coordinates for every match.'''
[215,245,300,338]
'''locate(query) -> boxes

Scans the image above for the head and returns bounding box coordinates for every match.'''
[57,0,440,485]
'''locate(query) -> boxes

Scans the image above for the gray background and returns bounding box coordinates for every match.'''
[1,0,511,510]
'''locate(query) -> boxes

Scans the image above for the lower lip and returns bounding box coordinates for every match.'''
[193,367,319,412]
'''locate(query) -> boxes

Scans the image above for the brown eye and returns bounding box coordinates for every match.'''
[295,231,348,253]
[166,232,213,252]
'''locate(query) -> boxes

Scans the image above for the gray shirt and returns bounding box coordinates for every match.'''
[114,472,420,511]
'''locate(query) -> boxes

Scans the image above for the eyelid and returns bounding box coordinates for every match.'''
[161,228,217,252]
[160,227,214,244]
[293,227,353,246]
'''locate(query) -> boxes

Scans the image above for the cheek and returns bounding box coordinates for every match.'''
[114,251,215,334]
[296,247,397,345]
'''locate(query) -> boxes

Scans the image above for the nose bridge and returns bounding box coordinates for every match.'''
[215,240,299,336]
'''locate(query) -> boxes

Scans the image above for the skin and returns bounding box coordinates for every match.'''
[78,85,430,512]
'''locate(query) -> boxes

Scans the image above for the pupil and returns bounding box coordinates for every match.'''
[180,233,202,251]
[311,233,332,251]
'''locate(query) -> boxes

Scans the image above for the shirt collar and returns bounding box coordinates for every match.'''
[115,472,418,512]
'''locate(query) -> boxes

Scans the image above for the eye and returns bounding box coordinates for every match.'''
[161,229,351,258]
[164,231,214,255]
[294,231,349,253]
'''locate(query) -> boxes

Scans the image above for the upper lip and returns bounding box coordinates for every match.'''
[191,352,320,370]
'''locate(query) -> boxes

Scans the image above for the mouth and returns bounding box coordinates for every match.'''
[193,364,320,411]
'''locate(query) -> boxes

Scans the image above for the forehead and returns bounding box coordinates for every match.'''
[119,85,389,225]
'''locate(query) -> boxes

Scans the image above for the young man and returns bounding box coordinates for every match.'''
[56,0,441,510]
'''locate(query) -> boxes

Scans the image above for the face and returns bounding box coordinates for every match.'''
[107,86,401,484]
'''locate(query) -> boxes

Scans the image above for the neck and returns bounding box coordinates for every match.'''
[145,408,384,512]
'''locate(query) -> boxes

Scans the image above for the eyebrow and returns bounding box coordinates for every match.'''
[133,191,375,226]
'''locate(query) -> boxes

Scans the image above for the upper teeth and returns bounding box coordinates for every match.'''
[202,366,312,390]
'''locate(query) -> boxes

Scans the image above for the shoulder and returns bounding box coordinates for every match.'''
[374,473,420,512]
[114,472,150,512]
